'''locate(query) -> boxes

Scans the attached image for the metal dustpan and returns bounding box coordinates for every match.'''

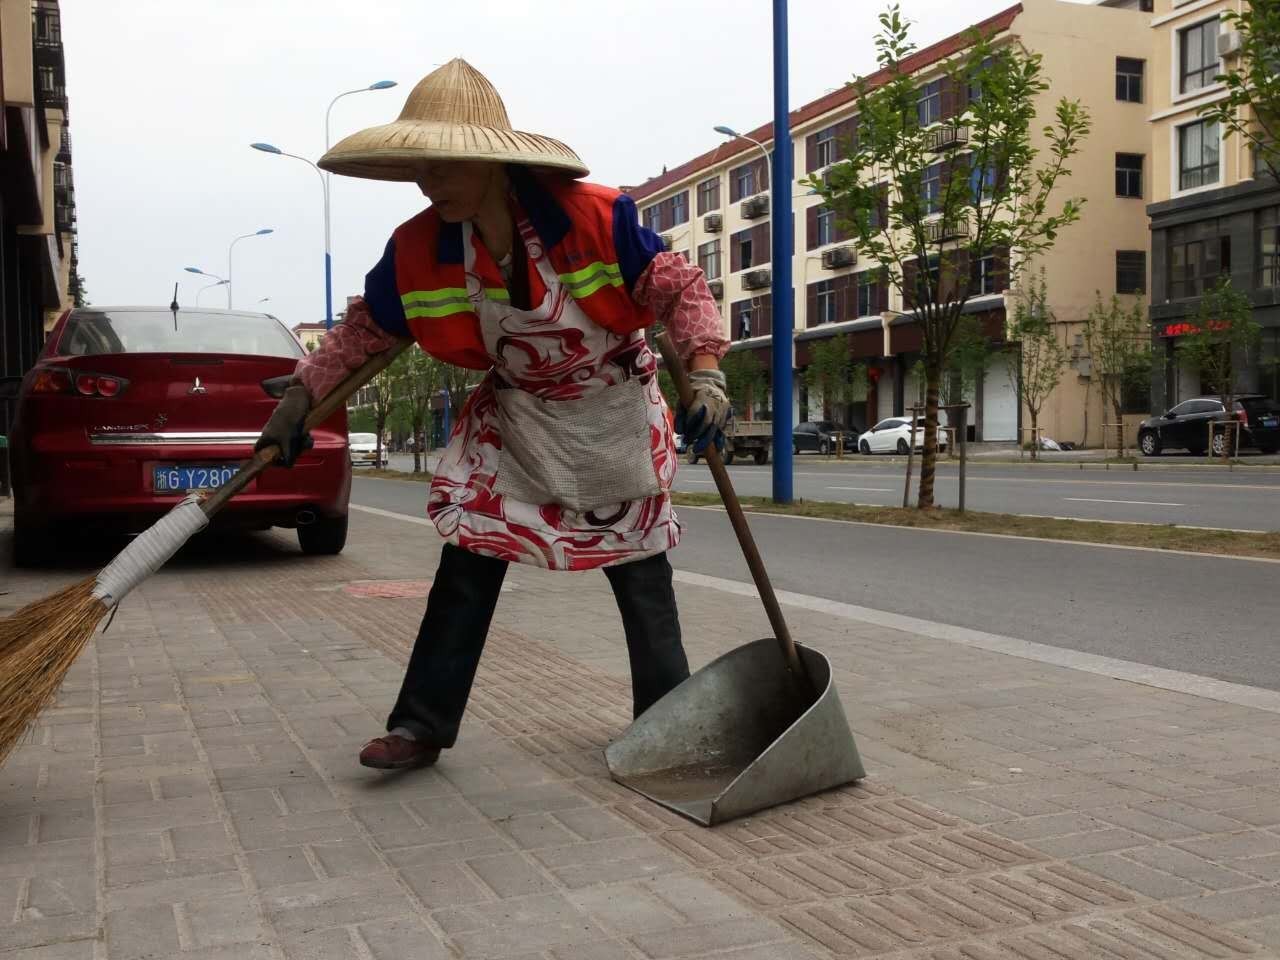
[605,334,865,826]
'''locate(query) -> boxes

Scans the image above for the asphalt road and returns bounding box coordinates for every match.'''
[351,475,1280,692]
[383,453,1280,532]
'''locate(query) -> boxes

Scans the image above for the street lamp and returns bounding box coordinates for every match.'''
[187,268,228,306]
[325,80,397,155]
[227,228,273,309]
[714,125,773,198]
[251,142,333,329]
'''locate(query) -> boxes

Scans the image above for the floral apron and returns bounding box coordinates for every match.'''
[426,218,680,571]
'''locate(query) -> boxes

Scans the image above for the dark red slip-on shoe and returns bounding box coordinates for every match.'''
[358,736,441,770]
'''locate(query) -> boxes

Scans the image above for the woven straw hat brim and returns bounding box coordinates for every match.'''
[319,119,589,182]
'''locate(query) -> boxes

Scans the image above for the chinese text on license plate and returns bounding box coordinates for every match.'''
[154,465,238,493]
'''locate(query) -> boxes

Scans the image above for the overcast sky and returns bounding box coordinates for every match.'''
[62,0,1084,329]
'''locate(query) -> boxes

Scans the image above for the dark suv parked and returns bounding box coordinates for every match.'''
[793,420,861,455]
[1138,395,1280,456]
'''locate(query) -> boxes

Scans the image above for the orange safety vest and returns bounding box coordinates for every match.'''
[391,175,655,370]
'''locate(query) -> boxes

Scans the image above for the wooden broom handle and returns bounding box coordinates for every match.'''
[199,340,414,518]
[656,332,809,688]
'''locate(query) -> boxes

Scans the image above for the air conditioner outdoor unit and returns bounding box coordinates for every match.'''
[923,218,970,242]
[741,195,769,219]
[1217,30,1242,57]
[703,213,723,233]
[821,246,856,269]
[707,279,724,299]
[741,268,771,290]
[926,125,970,152]
[659,233,674,251]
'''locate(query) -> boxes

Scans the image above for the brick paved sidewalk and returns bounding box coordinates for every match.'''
[1,498,1278,959]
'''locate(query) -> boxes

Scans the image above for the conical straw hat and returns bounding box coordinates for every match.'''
[319,59,588,181]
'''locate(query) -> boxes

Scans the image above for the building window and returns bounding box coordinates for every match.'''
[1178,119,1220,190]
[968,56,995,103]
[1169,222,1230,299]
[737,236,753,271]
[38,65,57,92]
[734,302,753,340]
[1179,18,1220,94]
[816,207,835,247]
[811,280,838,325]
[642,204,661,232]
[1260,208,1279,288]
[1116,153,1144,198]
[732,161,763,201]
[856,272,883,317]
[916,80,942,127]
[1116,57,1144,102]
[815,127,836,168]
[921,162,943,214]
[698,239,721,281]
[969,157,998,203]
[971,252,1003,295]
[671,191,688,227]
[697,177,720,215]
[1116,250,1146,294]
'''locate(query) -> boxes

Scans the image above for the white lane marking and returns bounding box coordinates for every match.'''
[1064,497,1183,506]
[350,503,435,527]
[827,486,893,493]
[675,503,1280,564]
[1018,513,1267,534]
[671,569,1280,715]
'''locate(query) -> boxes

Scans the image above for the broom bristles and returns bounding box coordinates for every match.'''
[0,578,108,765]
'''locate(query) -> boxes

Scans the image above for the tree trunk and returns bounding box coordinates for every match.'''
[917,371,942,509]
[1029,409,1039,461]
[375,413,386,469]
[1112,398,1125,458]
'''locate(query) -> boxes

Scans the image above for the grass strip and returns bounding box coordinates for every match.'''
[669,492,1280,560]
[356,469,1277,560]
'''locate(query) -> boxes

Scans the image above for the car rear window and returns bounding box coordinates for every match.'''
[1239,397,1280,414]
[57,309,304,359]
[350,434,377,444]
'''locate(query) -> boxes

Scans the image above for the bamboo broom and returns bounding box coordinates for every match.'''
[0,342,411,764]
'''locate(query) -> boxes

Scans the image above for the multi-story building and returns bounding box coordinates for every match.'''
[626,0,1153,446]
[1140,0,1279,408]
[1,0,79,486]
[290,321,328,352]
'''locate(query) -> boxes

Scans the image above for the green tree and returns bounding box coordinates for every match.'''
[808,5,1090,507]
[441,364,482,440]
[657,369,678,412]
[1181,277,1262,459]
[347,406,376,434]
[1008,269,1067,460]
[720,350,766,418]
[1083,293,1150,457]
[395,346,444,472]
[368,357,407,468]
[804,334,867,428]
[1199,0,1280,181]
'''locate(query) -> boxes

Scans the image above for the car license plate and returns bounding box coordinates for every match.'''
[1263,416,1278,428]
[154,464,238,494]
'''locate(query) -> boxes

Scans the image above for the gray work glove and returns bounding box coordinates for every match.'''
[676,368,730,453]
[255,384,313,467]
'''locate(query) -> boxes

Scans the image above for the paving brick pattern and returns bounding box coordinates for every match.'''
[1,501,1278,958]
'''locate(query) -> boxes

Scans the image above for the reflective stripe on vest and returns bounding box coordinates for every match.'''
[401,287,509,319]
[557,261,623,299]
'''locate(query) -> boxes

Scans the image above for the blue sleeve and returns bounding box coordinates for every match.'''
[363,238,409,337]
[612,194,666,293]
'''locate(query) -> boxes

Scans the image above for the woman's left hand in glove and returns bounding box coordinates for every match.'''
[676,368,731,453]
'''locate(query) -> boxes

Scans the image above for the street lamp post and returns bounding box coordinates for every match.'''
[251,142,332,328]
[714,1,795,505]
[186,267,229,307]
[227,228,273,309]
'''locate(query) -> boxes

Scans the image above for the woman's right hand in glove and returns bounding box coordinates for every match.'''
[255,384,313,467]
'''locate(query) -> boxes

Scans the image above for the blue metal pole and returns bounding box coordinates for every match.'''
[771,0,794,504]
[324,252,334,330]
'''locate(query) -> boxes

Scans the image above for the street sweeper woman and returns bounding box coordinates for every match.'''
[254,59,731,770]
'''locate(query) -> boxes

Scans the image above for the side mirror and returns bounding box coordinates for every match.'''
[1164,411,1177,419]
[0,377,22,401]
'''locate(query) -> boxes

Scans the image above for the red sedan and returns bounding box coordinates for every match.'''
[2,306,350,566]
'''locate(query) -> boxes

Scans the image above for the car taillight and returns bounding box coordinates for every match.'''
[1235,408,1247,423]
[30,365,128,397]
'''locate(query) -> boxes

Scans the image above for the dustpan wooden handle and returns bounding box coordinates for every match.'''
[656,332,809,688]
[199,339,414,518]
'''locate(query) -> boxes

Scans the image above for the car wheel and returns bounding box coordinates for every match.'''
[724,449,736,465]
[297,514,348,556]
[820,440,829,456]
[1211,431,1229,457]
[859,440,871,455]
[11,509,50,568]
[1139,430,1161,457]
[896,438,910,455]
[754,447,769,465]
[793,442,800,456]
